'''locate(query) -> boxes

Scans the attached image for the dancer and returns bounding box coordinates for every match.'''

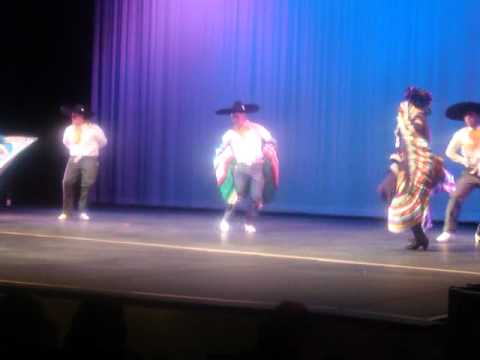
[58,105,107,221]
[214,101,279,233]
[436,102,480,244]
[384,87,444,250]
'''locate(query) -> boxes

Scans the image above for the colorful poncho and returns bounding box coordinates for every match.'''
[214,142,279,205]
[387,101,443,233]
[0,135,37,176]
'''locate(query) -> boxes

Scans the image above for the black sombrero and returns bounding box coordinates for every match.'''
[60,104,94,118]
[446,102,480,120]
[216,101,259,115]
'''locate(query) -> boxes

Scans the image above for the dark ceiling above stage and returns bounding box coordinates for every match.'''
[1,1,95,129]
[0,1,95,205]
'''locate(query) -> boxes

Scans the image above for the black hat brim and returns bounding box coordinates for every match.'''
[60,105,94,118]
[216,104,259,115]
[446,102,480,120]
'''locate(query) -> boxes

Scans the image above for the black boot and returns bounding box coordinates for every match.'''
[406,224,429,251]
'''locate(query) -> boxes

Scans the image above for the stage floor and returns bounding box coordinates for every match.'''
[1,207,480,320]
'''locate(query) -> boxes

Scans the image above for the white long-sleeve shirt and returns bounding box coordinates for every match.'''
[221,121,273,166]
[445,126,480,168]
[63,123,107,157]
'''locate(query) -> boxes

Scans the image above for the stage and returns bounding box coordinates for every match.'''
[0,207,479,321]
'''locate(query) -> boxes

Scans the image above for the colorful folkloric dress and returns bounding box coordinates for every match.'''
[388,101,443,233]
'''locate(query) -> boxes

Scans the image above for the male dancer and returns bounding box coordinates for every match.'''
[214,101,279,233]
[437,102,480,243]
[58,105,107,221]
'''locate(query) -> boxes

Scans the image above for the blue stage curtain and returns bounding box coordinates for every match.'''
[92,0,480,220]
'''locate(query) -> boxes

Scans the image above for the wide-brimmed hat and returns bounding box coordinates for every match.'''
[60,104,94,118]
[404,87,432,111]
[446,102,480,120]
[216,101,259,115]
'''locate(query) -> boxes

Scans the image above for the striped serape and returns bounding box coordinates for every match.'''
[213,143,279,205]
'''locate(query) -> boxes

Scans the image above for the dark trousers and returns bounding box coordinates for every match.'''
[443,171,480,232]
[223,163,265,224]
[62,157,99,214]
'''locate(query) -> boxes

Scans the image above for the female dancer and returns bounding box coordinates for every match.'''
[384,87,444,250]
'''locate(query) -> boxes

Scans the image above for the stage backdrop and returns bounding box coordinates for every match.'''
[92,0,480,220]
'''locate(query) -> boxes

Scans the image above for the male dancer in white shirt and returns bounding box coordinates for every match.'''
[437,102,480,243]
[58,105,107,221]
[216,101,276,233]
